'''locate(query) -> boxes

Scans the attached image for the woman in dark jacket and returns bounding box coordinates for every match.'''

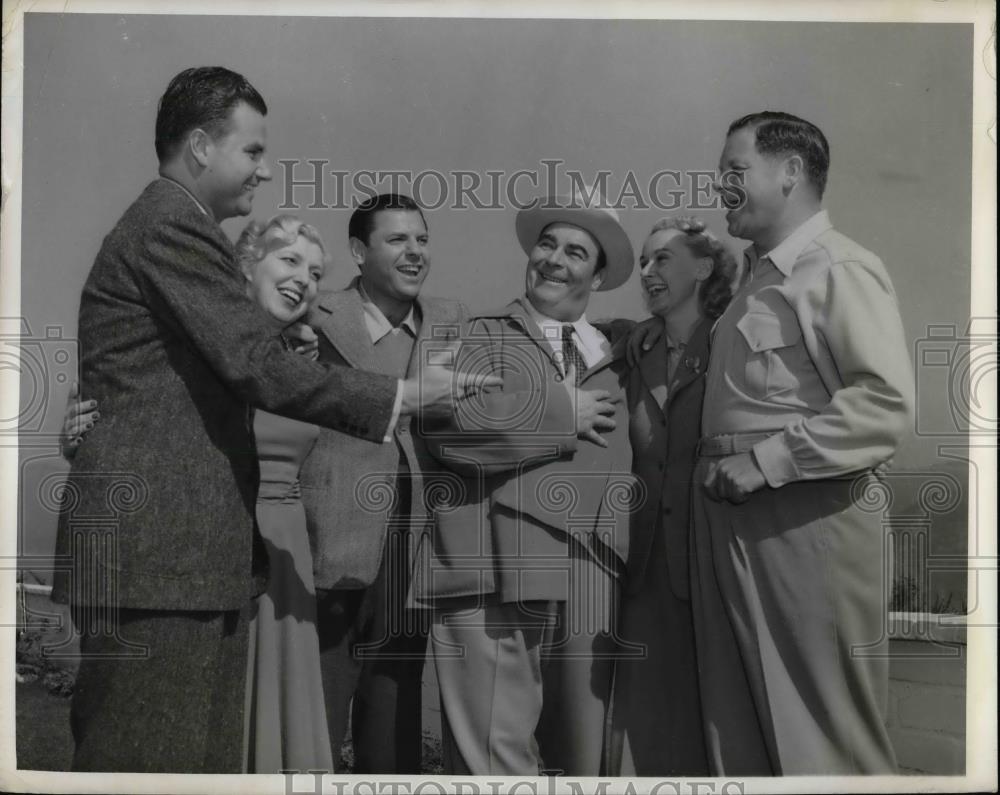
[608,216,736,776]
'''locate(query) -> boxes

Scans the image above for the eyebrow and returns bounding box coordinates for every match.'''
[565,242,588,254]
[642,245,675,262]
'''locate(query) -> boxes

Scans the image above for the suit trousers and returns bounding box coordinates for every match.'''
[430,548,620,776]
[315,473,428,773]
[689,460,898,775]
[69,604,250,773]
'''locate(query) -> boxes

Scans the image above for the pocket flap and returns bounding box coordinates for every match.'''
[736,311,801,352]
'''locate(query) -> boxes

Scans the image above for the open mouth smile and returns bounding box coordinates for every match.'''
[277,287,304,306]
[397,263,424,277]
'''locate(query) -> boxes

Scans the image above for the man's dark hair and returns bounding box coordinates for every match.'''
[155,67,267,162]
[728,111,830,198]
[348,194,427,244]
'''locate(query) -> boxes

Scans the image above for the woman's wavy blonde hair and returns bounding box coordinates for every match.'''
[647,215,737,319]
[234,214,329,275]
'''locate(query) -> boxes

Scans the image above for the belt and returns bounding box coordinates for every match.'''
[698,431,780,457]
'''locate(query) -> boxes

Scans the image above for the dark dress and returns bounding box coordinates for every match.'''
[609,321,712,776]
[244,410,334,772]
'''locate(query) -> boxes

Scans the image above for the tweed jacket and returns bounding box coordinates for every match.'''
[626,317,712,599]
[300,281,467,590]
[412,298,635,604]
[52,179,398,611]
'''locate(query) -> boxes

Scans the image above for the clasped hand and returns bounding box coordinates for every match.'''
[703,452,767,504]
[567,363,619,448]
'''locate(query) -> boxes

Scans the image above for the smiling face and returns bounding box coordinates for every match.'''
[200,102,273,221]
[244,234,325,325]
[524,223,604,322]
[639,229,711,320]
[352,209,430,312]
[715,126,787,246]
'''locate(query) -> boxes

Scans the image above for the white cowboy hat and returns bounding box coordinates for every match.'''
[515,190,634,291]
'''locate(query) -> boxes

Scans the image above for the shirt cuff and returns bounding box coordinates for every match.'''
[383,379,404,443]
[752,432,799,489]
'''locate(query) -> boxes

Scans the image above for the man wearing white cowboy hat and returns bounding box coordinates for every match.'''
[412,190,636,775]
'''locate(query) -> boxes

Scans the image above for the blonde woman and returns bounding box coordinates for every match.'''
[63,214,336,773]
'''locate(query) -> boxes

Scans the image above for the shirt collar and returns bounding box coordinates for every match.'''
[159,176,211,218]
[357,280,419,344]
[760,210,832,277]
[664,334,687,353]
[519,296,608,369]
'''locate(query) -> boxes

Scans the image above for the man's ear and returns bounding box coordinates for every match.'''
[188,128,213,168]
[349,237,367,268]
[783,154,805,194]
[590,266,605,292]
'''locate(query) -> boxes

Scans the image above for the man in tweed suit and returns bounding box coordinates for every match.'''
[301,194,466,771]
[52,67,493,773]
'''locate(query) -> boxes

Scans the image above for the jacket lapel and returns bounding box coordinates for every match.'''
[638,335,670,413]
[664,317,712,408]
[506,297,626,383]
[311,279,378,369]
[506,298,563,374]
[579,334,622,384]
[404,295,458,376]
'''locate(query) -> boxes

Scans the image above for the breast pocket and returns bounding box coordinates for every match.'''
[735,311,803,399]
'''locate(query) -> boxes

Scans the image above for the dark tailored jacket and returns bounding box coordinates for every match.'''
[52,179,397,611]
[300,281,467,590]
[625,317,712,600]
[412,298,635,604]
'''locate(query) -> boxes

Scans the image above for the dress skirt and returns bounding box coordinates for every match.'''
[244,410,335,773]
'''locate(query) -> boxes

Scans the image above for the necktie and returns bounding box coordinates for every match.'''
[561,324,586,386]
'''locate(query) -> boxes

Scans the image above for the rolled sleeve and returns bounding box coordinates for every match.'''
[752,433,800,488]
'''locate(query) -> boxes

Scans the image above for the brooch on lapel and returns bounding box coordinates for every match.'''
[684,355,702,373]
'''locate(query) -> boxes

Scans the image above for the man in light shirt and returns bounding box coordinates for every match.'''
[414,194,635,775]
[302,193,467,772]
[693,111,914,774]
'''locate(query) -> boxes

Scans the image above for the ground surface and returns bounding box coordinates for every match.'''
[14,594,444,774]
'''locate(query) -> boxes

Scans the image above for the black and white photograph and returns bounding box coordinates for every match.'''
[2,1,996,793]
